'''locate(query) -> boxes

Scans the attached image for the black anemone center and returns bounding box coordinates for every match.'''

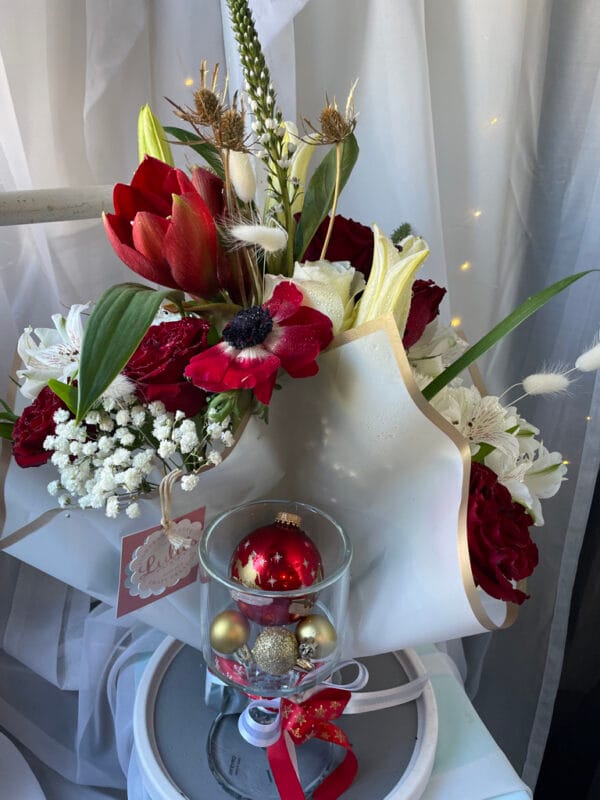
[223,306,273,349]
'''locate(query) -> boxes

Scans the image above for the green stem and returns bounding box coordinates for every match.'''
[275,163,295,276]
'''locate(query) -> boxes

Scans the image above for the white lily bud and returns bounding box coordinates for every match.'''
[227,150,256,202]
[522,371,571,396]
[575,338,600,372]
[229,224,287,253]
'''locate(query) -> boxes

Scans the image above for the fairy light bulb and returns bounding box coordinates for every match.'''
[472,209,483,219]
[460,261,471,272]
[451,317,462,328]
[184,76,194,87]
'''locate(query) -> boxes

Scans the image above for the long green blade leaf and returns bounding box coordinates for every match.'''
[0,399,17,421]
[294,133,359,261]
[422,270,595,401]
[163,126,224,178]
[48,379,78,414]
[0,421,14,440]
[76,284,184,422]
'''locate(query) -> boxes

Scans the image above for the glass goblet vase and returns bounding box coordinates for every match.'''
[199,499,352,799]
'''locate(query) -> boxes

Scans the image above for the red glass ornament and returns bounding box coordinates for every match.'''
[230,517,323,625]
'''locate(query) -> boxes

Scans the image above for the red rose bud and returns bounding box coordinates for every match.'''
[124,318,210,416]
[12,386,66,468]
[103,156,219,297]
[467,462,538,605]
[402,279,447,349]
[301,214,374,277]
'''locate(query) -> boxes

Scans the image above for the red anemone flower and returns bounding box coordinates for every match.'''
[184,282,333,404]
[103,156,220,297]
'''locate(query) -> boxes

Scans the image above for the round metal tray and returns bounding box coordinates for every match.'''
[134,638,437,800]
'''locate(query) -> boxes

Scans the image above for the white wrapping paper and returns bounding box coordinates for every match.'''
[1,316,511,656]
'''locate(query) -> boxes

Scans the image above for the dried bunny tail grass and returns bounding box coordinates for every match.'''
[575,333,600,372]
[521,370,571,396]
[228,223,288,253]
[226,149,256,202]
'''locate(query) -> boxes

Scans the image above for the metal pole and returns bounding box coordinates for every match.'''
[0,186,114,226]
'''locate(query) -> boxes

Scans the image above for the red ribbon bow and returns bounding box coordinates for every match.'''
[267,687,357,800]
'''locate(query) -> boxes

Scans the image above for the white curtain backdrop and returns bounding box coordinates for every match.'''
[1,0,599,794]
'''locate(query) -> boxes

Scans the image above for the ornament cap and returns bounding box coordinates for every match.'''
[275,511,302,528]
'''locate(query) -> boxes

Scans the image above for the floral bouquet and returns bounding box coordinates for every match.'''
[1,0,598,653]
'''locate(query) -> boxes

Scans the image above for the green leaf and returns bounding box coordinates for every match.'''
[422,270,596,401]
[76,283,184,423]
[0,421,14,440]
[163,126,225,179]
[294,133,359,261]
[0,398,17,421]
[471,442,495,463]
[48,380,77,414]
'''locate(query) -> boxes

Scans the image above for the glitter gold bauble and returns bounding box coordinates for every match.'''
[295,614,337,659]
[252,627,299,675]
[209,610,250,654]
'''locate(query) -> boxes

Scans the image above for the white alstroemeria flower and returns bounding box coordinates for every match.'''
[407,319,468,378]
[485,444,566,525]
[515,417,541,459]
[431,385,520,459]
[264,260,365,335]
[353,228,429,331]
[17,303,89,399]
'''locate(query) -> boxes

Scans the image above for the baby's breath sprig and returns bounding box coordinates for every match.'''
[226,0,295,275]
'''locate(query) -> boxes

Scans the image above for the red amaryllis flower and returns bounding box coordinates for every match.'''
[124,318,210,416]
[184,282,333,404]
[301,214,375,277]
[467,462,538,605]
[103,156,220,297]
[403,279,447,349]
[12,386,66,468]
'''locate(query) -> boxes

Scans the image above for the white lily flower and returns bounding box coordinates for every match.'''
[353,228,429,331]
[17,303,89,399]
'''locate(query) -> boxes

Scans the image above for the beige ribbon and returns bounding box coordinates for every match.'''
[159,468,193,550]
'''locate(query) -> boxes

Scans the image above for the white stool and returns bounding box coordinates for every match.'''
[133,638,437,800]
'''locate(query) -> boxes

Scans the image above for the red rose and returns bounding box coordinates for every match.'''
[12,386,66,468]
[467,462,537,605]
[402,279,446,349]
[301,215,374,277]
[124,318,210,416]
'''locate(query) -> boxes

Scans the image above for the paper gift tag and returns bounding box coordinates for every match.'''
[117,506,205,617]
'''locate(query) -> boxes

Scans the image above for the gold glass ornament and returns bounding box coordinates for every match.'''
[252,627,299,675]
[295,614,337,659]
[209,610,250,654]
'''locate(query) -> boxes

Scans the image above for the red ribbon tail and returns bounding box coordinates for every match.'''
[313,746,358,800]
[267,731,306,800]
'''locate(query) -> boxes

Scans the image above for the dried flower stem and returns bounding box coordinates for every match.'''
[320,142,343,260]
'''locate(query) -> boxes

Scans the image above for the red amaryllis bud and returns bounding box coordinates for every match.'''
[103,156,219,298]
[191,166,225,218]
